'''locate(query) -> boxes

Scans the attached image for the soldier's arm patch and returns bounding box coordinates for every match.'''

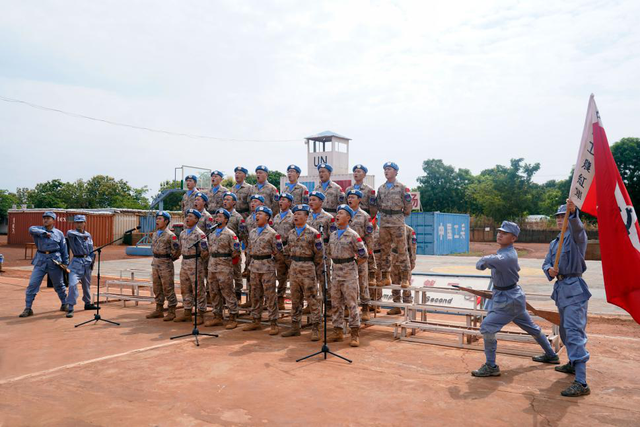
[173,243,179,249]
[366,224,373,234]
[338,193,345,203]
[404,192,411,202]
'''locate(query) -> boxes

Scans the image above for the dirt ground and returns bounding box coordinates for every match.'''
[1,273,640,426]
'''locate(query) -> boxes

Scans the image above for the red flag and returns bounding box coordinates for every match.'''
[590,98,640,323]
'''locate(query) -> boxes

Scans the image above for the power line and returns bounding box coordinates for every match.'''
[0,95,301,143]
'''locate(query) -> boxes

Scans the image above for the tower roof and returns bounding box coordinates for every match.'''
[305,130,351,142]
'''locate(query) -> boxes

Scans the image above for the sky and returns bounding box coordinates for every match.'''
[1,0,639,198]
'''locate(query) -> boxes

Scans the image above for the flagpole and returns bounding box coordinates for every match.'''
[553,208,570,271]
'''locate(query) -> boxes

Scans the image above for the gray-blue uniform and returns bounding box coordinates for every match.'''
[65,219,94,308]
[25,212,69,309]
[478,221,556,367]
[542,206,591,385]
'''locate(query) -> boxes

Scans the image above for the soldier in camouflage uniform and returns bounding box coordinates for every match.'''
[206,170,229,213]
[371,226,382,313]
[272,193,295,310]
[181,174,199,215]
[346,164,377,217]
[387,224,417,315]
[326,205,368,347]
[346,189,374,321]
[193,192,214,231]
[315,163,344,216]
[147,211,181,321]
[376,162,412,288]
[307,191,336,309]
[242,206,284,335]
[281,204,323,341]
[232,166,255,219]
[223,192,244,301]
[174,209,209,324]
[205,208,241,330]
[254,165,280,214]
[282,164,309,205]
[238,194,265,308]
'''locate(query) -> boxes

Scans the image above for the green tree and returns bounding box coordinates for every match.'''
[83,175,149,209]
[27,179,67,208]
[416,159,475,212]
[467,158,540,222]
[611,137,640,209]
[0,190,20,221]
[153,180,183,211]
[243,171,284,188]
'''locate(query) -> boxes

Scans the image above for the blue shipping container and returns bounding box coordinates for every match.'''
[405,212,470,255]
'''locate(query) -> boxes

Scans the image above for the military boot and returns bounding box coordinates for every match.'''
[146,304,164,319]
[387,307,402,315]
[242,319,262,331]
[163,306,176,321]
[278,296,286,311]
[327,327,344,342]
[225,314,238,329]
[561,381,590,397]
[381,272,392,286]
[269,320,279,335]
[400,275,411,288]
[310,323,320,341]
[205,314,224,327]
[195,310,206,325]
[282,323,301,337]
[173,309,192,323]
[471,363,501,377]
[555,363,576,375]
[19,308,34,318]
[350,327,360,347]
[361,305,370,321]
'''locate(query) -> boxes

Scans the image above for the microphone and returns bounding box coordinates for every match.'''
[124,226,141,234]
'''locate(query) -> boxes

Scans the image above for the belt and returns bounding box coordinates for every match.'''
[557,273,582,281]
[183,254,198,260]
[211,252,232,258]
[291,256,314,262]
[332,257,355,264]
[237,208,249,213]
[379,208,403,215]
[373,249,381,254]
[324,208,337,213]
[252,254,272,260]
[493,284,517,291]
[153,253,172,259]
[38,250,60,255]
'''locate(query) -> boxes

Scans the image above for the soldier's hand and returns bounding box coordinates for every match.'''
[566,199,576,214]
[548,267,558,278]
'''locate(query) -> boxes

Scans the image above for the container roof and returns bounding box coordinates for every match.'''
[305,130,351,142]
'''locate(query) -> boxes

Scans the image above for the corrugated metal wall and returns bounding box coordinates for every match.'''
[113,213,139,239]
[8,210,114,247]
[406,212,470,255]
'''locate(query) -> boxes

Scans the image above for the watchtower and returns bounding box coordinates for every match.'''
[305,131,351,175]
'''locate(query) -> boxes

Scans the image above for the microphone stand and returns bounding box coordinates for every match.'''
[297,224,352,363]
[170,225,218,346]
[75,230,137,327]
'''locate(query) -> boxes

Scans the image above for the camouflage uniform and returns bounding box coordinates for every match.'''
[207,226,241,316]
[196,209,214,284]
[181,190,199,215]
[349,208,374,306]
[247,225,283,321]
[308,209,336,300]
[272,209,295,298]
[327,227,367,329]
[254,182,280,214]
[391,224,417,303]
[151,229,180,307]
[179,226,209,311]
[285,225,323,326]
[376,180,412,276]
[315,180,344,216]
[227,208,245,294]
[345,183,377,216]
[206,185,229,213]
[371,227,383,301]
[232,181,255,218]
[281,182,309,205]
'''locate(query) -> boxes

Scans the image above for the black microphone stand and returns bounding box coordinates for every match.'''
[171,226,218,346]
[75,231,135,327]
[297,224,352,363]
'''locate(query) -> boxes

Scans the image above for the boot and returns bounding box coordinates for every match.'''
[225,314,238,329]
[381,272,392,286]
[196,310,206,325]
[205,314,224,327]
[350,327,360,347]
[400,277,411,288]
[163,306,176,321]
[310,324,320,341]
[174,309,192,322]
[278,296,286,311]
[19,308,34,318]
[269,320,279,335]
[387,307,402,315]
[361,305,370,321]
[146,304,164,319]
[242,319,262,331]
[282,323,301,337]
[327,327,344,342]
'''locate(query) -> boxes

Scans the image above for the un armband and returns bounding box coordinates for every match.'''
[329,223,337,233]
[404,193,411,203]
[357,247,366,257]
[366,224,373,234]
[338,194,345,203]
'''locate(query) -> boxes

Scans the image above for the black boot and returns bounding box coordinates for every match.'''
[19,308,34,318]
[561,381,590,397]
[84,303,97,310]
[532,353,560,364]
